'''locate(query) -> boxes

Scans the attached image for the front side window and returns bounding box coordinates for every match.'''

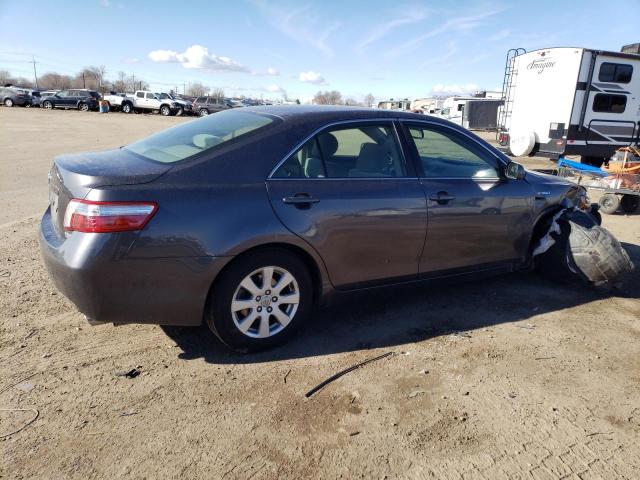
[593,93,627,113]
[57,90,69,97]
[406,125,500,179]
[272,124,405,179]
[599,62,633,83]
[146,93,155,99]
[126,110,275,163]
[195,97,206,103]
[136,92,144,98]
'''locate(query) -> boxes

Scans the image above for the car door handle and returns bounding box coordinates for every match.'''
[282,195,320,205]
[428,191,456,205]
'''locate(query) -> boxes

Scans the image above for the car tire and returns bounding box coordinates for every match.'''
[199,108,209,116]
[620,194,639,214]
[598,193,620,215]
[78,102,89,112]
[43,100,53,109]
[121,102,132,114]
[4,98,14,107]
[175,106,184,116]
[160,105,170,116]
[206,249,313,351]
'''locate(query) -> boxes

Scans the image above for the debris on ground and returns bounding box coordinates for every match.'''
[305,352,394,398]
[0,408,39,438]
[408,390,425,399]
[114,368,141,379]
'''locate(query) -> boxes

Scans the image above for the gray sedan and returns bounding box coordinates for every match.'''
[40,106,590,351]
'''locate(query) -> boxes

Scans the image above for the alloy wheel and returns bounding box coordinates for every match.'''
[231,266,300,338]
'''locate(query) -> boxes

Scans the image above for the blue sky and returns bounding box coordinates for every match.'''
[1,0,638,101]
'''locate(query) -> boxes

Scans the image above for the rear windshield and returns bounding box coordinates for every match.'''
[125,110,276,163]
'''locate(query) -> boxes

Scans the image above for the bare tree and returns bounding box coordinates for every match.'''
[186,82,207,97]
[111,71,128,93]
[38,72,73,90]
[0,70,12,85]
[211,87,225,99]
[313,90,343,105]
[363,93,375,108]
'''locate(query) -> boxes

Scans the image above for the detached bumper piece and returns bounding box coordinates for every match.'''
[533,209,634,286]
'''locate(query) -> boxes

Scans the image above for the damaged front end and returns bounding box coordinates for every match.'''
[533,205,634,286]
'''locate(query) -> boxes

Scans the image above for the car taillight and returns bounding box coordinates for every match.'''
[63,199,158,233]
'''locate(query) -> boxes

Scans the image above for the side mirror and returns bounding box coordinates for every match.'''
[505,161,526,180]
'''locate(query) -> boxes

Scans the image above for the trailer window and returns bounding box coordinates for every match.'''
[592,94,627,113]
[598,63,633,83]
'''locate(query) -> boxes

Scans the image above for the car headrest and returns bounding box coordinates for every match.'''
[356,143,388,172]
[317,132,339,157]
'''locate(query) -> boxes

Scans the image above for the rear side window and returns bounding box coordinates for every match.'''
[599,62,633,83]
[195,97,206,103]
[136,92,144,98]
[272,124,405,179]
[406,125,499,179]
[593,94,627,113]
[126,110,276,163]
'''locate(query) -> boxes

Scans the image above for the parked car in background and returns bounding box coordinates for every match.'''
[156,92,193,116]
[0,87,30,107]
[225,98,245,108]
[39,106,603,351]
[192,96,231,116]
[28,90,42,107]
[41,89,101,111]
[119,90,180,116]
[102,91,129,111]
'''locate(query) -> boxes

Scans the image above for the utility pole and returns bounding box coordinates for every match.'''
[31,55,39,88]
[83,72,86,88]
[183,83,186,95]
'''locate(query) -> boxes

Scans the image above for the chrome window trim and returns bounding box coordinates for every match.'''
[267,118,411,180]
[398,119,509,180]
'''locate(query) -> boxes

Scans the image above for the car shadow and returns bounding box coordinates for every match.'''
[162,242,639,364]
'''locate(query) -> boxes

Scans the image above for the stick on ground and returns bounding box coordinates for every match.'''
[305,352,394,398]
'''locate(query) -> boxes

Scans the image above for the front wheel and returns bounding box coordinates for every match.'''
[199,108,209,116]
[4,98,14,107]
[121,102,132,113]
[43,100,53,109]
[175,106,184,116]
[160,105,170,116]
[206,249,313,351]
[78,102,89,112]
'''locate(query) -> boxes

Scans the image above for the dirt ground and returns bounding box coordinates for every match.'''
[1,108,639,480]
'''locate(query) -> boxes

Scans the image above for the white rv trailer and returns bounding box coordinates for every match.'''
[498,47,640,165]
[436,96,502,129]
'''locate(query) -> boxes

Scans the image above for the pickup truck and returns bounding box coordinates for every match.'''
[103,90,180,116]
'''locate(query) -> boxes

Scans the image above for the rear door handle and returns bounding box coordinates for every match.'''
[282,195,320,205]
[428,191,456,205]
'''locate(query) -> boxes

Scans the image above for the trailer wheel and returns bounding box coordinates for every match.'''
[598,194,620,215]
[620,194,639,214]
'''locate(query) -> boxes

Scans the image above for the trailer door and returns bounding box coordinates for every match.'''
[584,59,639,146]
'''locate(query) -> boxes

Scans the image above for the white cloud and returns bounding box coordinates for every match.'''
[266,67,279,76]
[148,45,249,72]
[266,84,284,93]
[251,1,341,58]
[431,83,480,96]
[385,7,507,59]
[123,57,140,64]
[298,70,326,84]
[99,0,111,6]
[356,9,428,53]
[489,29,511,42]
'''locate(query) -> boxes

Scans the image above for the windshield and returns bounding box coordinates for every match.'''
[125,110,276,163]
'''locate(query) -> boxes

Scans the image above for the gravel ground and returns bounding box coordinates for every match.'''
[1,108,639,479]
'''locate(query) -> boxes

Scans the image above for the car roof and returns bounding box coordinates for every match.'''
[241,105,445,125]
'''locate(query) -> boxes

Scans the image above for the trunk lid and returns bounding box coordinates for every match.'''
[48,148,171,236]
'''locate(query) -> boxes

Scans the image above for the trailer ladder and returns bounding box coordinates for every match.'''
[496,48,526,144]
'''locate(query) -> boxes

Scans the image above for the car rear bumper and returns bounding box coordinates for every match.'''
[39,208,231,326]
